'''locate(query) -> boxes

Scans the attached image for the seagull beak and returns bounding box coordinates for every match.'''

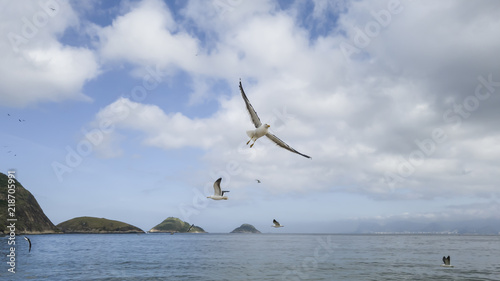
[267,124,270,128]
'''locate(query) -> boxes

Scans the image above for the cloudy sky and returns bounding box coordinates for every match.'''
[1,0,500,233]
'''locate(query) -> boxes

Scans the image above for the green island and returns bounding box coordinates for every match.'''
[0,172,60,234]
[149,217,205,233]
[57,216,145,234]
[231,224,261,233]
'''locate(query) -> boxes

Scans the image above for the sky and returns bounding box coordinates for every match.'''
[1,0,500,233]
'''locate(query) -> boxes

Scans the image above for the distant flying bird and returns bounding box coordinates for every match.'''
[256,179,261,183]
[272,219,284,228]
[24,236,31,252]
[239,81,311,159]
[186,224,194,232]
[7,113,10,116]
[441,255,453,267]
[207,178,230,200]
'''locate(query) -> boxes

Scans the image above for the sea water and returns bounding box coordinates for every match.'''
[1,233,499,280]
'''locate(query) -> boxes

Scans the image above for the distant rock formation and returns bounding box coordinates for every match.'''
[149,217,205,233]
[0,172,60,234]
[231,224,261,233]
[57,216,144,234]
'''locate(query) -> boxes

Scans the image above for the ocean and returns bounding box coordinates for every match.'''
[1,233,499,280]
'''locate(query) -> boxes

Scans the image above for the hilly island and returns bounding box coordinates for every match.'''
[149,217,205,233]
[0,172,59,234]
[231,224,261,233]
[57,217,144,234]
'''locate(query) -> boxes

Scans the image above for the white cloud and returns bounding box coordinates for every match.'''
[98,0,199,70]
[0,0,99,107]
[79,0,500,202]
[12,0,489,205]
[89,97,239,156]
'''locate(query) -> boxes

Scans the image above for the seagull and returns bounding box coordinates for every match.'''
[272,219,284,228]
[239,81,311,159]
[256,179,261,183]
[441,255,453,267]
[207,178,229,200]
[24,236,31,252]
[186,224,194,232]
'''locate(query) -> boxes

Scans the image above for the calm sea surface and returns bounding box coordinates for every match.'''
[1,233,499,280]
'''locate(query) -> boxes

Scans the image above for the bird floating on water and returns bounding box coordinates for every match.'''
[24,236,31,252]
[239,81,311,159]
[207,178,229,200]
[441,255,453,267]
[272,219,284,228]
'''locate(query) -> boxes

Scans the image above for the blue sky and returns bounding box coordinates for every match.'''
[1,0,500,233]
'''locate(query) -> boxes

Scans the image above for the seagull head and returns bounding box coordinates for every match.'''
[265,124,270,128]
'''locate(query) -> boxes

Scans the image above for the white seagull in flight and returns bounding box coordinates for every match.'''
[272,219,284,228]
[239,81,311,159]
[207,178,230,200]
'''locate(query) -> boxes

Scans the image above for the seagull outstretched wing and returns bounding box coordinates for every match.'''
[24,236,31,252]
[213,178,222,196]
[240,81,262,128]
[265,133,311,159]
[442,256,451,265]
